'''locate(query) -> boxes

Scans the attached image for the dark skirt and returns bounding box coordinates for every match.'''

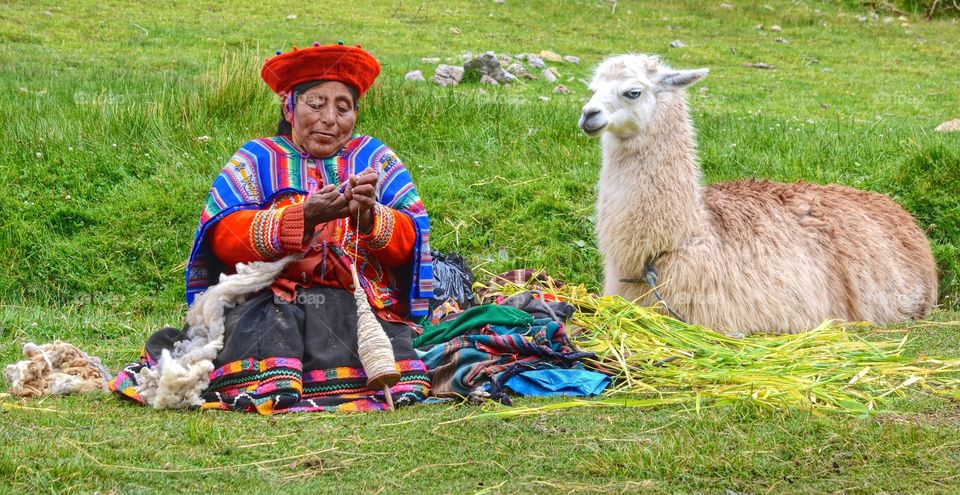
[110,287,430,414]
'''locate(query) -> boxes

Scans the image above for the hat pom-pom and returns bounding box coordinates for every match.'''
[312,41,320,47]
[275,50,282,55]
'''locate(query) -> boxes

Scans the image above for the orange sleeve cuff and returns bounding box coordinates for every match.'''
[279,203,307,252]
[359,203,417,268]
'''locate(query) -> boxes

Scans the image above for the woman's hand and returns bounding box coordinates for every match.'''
[303,184,349,232]
[344,169,378,232]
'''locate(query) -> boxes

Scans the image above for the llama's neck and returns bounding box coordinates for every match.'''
[597,94,705,267]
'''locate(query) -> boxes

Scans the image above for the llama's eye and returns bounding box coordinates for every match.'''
[624,89,642,99]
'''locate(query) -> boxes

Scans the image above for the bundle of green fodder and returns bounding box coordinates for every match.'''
[474,281,960,418]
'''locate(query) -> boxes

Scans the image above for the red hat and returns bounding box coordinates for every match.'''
[261,42,381,97]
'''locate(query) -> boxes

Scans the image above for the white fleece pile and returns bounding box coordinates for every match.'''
[134,255,296,409]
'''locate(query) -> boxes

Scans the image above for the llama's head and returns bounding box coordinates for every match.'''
[579,54,708,139]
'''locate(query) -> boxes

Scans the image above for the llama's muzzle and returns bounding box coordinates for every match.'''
[579,107,606,136]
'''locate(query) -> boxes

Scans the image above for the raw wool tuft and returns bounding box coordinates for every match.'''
[135,255,297,409]
[4,341,111,397]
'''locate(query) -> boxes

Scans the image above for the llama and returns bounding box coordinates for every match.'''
[579,54,937,334]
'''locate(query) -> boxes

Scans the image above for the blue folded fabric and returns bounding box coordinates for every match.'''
[503,368,611,397]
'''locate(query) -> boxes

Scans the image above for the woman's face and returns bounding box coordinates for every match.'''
[284,81,357,158]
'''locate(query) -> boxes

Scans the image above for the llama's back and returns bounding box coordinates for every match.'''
[701,179,937,326]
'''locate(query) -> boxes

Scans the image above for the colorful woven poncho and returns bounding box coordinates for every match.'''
[185,134,433,317]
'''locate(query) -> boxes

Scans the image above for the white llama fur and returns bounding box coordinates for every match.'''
[580,54,938,334]
[134,255,296,408]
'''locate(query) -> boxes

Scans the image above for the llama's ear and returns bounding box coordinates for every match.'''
[657,69,709,90]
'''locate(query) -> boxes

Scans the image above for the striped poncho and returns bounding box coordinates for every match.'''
[185,134,433,317]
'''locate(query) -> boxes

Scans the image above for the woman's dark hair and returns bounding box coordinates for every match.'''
[276,81,359,135]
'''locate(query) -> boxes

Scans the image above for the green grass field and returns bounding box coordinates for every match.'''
[2,1,960,493]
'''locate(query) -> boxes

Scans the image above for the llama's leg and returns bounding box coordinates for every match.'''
[602,261,621,296]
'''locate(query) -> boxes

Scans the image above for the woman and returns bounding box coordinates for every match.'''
[111,42,433,414]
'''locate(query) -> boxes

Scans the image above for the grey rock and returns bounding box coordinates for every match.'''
[480,74,499,85]
[744,62,774,69]
[670,39,686,48]
[527,54,546,69]
[562,55,580,65]
[542,69,557,83]
[552,84,570,94]
[769,24,782,32]
[935,119,960,132]
[404,70,425,82]
[464,52,515,84]
[433,64,465,86]
[774,37,788,43]
[507,63,536,80]
[499,54,513,66]
[421,57,441,64]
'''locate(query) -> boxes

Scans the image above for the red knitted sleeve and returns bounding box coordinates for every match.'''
[358,203,417,268]
[208,193,308,266]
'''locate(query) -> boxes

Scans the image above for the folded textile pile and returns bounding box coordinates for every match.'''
[416,278,610,403]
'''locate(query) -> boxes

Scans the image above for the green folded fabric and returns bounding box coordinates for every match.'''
[413,305,533,348]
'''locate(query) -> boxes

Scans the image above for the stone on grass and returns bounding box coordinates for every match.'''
[405,70,425,82]
[463,52,515,84]
[421,57,441,64]
[526,54,546,69]
[450,27,462,35]
[480,74,499,85]
[935,119,960,132]
[670,40,686,48]
[562,55,580,65]
[769,24,782,32]
[507,63,536,80]
[552,84,570,94]
[542,69,557,83]
[744,62,774,69]
[540,50,562,62]
[433,64,464,86]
